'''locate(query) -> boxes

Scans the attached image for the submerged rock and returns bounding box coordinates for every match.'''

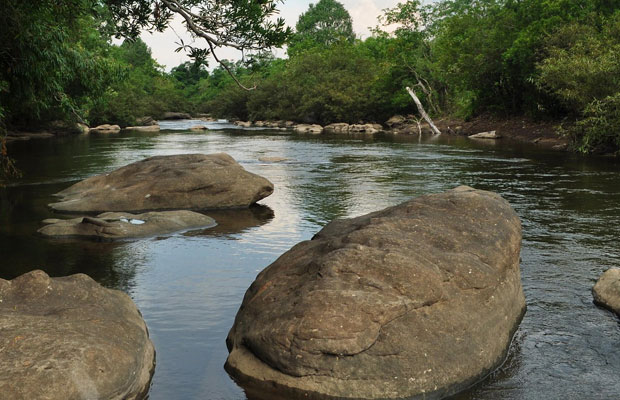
[226,186,525,400]
[258,156,288,163]
[49,153,274,213]
[593,268,620,316]
[0,270,155,400]
[38,210,215,240]
[190,125,209,131]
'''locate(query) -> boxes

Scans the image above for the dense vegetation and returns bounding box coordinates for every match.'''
[1,0,620,175]
[199,0,620,153]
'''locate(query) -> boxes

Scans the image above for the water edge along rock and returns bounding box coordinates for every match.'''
[0,270,155,400]
[592,268,620,316]
[38,210,216,241]
[48,153,274,213]
[226,186,526,399]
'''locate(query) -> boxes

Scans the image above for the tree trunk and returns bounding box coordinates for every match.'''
[406,87,441,135]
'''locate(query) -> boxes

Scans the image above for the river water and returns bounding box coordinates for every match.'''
[1,120,619,399]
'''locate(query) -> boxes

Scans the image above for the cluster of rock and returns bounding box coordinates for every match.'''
[232,120,385,135]
[226,186,527,400]
[10,152,277,399]
[44,153,273,239]
[0,270,155,400]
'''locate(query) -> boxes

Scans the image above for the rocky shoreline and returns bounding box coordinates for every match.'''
[5,113,570,152]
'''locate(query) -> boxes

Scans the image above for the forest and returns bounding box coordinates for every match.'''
[1,0,620,165]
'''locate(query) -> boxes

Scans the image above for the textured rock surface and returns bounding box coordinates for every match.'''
[124,125,160,132]
[49,153,274,213]
[593,268,620,316]
[469,130,501,139]
[89,124,121,133]
[226,186,525,400]
[38,210,215,240]
[0,270,155,400]
[324,123,350,133]
[294,124,323,134]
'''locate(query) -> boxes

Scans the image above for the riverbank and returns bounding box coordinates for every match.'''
[4,114,571,153]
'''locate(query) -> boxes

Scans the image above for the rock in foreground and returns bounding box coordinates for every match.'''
[39,210,215,240]
[49,153,274,213]
[593,268,620,316]
[0,270,155,400]
[226,186,525,400]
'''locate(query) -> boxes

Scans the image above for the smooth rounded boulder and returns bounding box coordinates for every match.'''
[226,186,526,400]
[38,210,216,240]
[48,153,274,213]
[0,270,155,400]
[592,268,620,316]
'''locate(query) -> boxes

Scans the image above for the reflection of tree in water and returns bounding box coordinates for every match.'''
[184,204,274,237]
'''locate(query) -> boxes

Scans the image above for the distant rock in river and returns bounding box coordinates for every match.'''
[0,270,155,400]
[226,186,526,400]
[39,210,216,241]
[49,153,274,213]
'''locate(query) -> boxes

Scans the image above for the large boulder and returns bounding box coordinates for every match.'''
[0,270,155,400]
[593,268,620,316]
[38,210,216,241]
[48,153,274,213]
[226,186,525,400]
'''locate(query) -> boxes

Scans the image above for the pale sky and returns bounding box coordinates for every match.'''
[140,0,403,70]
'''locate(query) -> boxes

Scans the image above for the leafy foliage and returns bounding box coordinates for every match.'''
[287,0,355,56]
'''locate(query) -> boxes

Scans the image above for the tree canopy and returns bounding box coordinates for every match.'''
[287,0,355,55]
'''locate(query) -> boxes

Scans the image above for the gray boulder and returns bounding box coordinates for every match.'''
[593,268,620,316]
[49,153,274,213]
[226,186,525,400]
[38,210,215,241]
[0,270,155,400]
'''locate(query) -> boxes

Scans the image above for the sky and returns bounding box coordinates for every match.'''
[140,0,403,70]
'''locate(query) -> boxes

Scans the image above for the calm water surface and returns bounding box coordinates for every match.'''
[1,120,619,399]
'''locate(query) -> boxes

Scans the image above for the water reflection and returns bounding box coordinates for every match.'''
[184,205,275,237]
[2,124,619,400]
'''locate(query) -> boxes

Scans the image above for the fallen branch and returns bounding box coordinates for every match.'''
[406,86,441,135]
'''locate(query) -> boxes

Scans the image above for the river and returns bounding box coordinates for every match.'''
[1,120,619,399]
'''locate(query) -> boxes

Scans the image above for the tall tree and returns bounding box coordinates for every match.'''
[288,0,355,56]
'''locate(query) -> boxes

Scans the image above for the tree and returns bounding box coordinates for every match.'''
[106,0,290,89]
[287,0,355,56]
